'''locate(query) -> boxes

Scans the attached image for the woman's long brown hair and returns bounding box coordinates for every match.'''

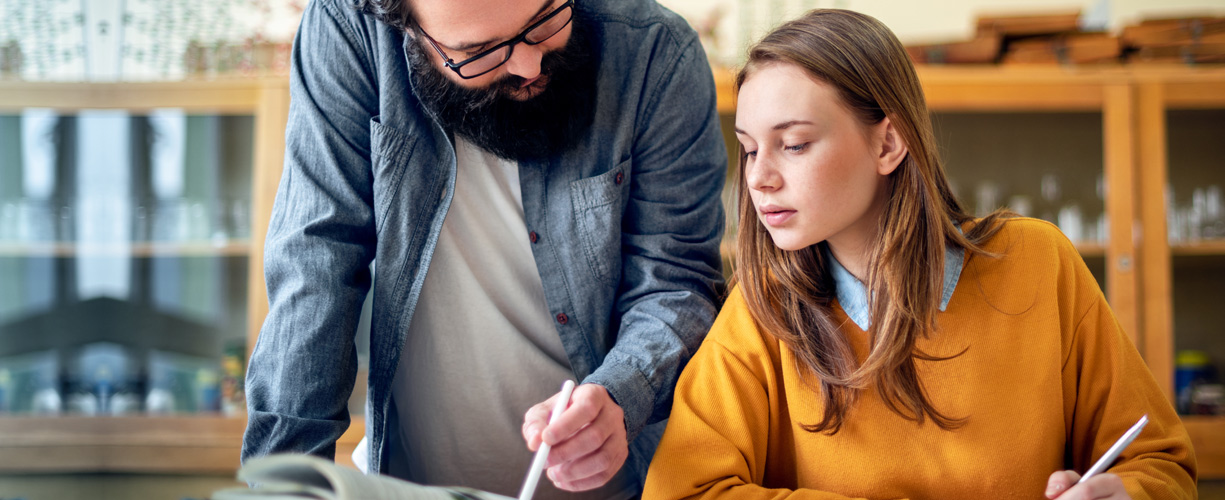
[732,9,1009,434]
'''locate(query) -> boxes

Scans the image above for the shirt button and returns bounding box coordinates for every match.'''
[555,313,569,325]
[614,172,624,185]
[529,231,539,243]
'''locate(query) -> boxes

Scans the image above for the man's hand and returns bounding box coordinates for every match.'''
[1046,470,1132,500]
[522,383,628,491]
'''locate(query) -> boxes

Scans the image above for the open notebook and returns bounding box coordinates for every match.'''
[213,454,517,500]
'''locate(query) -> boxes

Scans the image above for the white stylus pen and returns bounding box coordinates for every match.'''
[519,379,576,500]
[1077,414,1149,484]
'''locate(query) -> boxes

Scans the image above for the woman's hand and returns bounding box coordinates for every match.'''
[1046,470,1132,500]
[522,383,628,491]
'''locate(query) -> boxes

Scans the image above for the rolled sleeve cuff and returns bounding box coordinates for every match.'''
[584,361,655,444]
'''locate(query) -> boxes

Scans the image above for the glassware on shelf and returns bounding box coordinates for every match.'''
[0,201,16,242]
[220,341,246,416]
[151,199,193,243]
[131,202,151,242]
[1204,185,1224,239]
[1175,350,1216,414]
[188,200,211,243]
[148,349,223,414]
[1007,195,1034,218]
[145,387,176,414]
[1094,212,1109,245]
[1057,204,1084,243]
[227,198,252,241]
[0,199,57,243]
[56,202,75,243]
[1167,184,1225,244]
[69,342,139,416]
[1039,172,1062,224]
[0,350,60,415]
[1190,188,1208,241]
[1091,174,1108,244]
[1191,384,1225,416]
[975,181,1001,217]
[146,197,250,246]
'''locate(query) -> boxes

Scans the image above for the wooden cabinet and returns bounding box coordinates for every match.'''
[1135,68,1225,477]
[0,78,362,473]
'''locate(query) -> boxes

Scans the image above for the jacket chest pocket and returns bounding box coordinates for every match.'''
[369,117,425,237]
[569,159,631,284]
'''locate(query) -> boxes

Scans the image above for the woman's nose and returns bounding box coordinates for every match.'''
[745,153,780,192]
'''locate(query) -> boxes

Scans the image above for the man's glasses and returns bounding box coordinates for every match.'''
[416,0,575,79]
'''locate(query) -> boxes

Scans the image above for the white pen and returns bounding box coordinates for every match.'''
[519,379,576,500]
[1077,414,1149,484]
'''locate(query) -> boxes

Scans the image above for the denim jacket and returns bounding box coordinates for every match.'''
[242,0,728,486]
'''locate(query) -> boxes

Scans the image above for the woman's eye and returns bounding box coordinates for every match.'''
[742,150,758,160]
[784,143,808,153]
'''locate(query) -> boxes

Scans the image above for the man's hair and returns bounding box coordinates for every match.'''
[356,0,414,31]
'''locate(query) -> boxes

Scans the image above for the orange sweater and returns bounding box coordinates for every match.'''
[644,219,1196,500]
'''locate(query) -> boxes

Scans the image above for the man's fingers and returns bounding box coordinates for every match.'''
[522,393,564,450]
[547,437,625,492]
[541,385,602,445]
[546,391,625,465]
[546,422,607,467]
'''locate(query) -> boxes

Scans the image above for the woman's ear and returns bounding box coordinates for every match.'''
[876,117,908,176]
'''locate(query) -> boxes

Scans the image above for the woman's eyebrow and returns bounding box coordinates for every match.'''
[734,120,814,135]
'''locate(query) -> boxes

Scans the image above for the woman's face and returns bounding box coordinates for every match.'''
[735,63,901,258]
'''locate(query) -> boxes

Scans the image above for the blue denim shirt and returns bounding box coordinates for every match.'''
[825,245,965,330]
[241,0,727,487]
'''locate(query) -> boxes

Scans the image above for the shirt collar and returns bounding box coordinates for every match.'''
[825,242,965,331]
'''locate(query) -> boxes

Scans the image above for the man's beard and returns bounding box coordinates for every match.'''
[407,18,598,163]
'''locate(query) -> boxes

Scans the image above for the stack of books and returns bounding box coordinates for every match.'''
[905,10,1225,66]
[1123,16,1225,64]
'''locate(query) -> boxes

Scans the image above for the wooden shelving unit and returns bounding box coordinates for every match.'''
[1171,240,1225,256]
[1185,416,1225,478]
[0,415,364,474]
[0,79,290,475]
[1134,66,1225,478]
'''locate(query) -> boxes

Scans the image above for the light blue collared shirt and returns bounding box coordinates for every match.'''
[825,243,965,330]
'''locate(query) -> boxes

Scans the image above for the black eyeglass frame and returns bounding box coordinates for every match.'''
[415,0,575,79]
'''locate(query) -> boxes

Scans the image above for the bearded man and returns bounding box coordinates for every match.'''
[241,0,727,498]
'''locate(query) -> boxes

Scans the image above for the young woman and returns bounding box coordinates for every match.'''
[643,10,1196,500]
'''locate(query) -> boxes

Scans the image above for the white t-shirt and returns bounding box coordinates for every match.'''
[385,135,632,500]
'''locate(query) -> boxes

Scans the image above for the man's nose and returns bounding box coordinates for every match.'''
[503,43,544,81]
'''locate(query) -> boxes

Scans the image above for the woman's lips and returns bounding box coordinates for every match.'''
[760,207,796,226]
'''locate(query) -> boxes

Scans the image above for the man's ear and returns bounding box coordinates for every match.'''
[876,117,908,176]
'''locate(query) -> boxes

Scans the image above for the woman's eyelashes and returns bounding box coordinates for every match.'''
[740,139,808,161]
